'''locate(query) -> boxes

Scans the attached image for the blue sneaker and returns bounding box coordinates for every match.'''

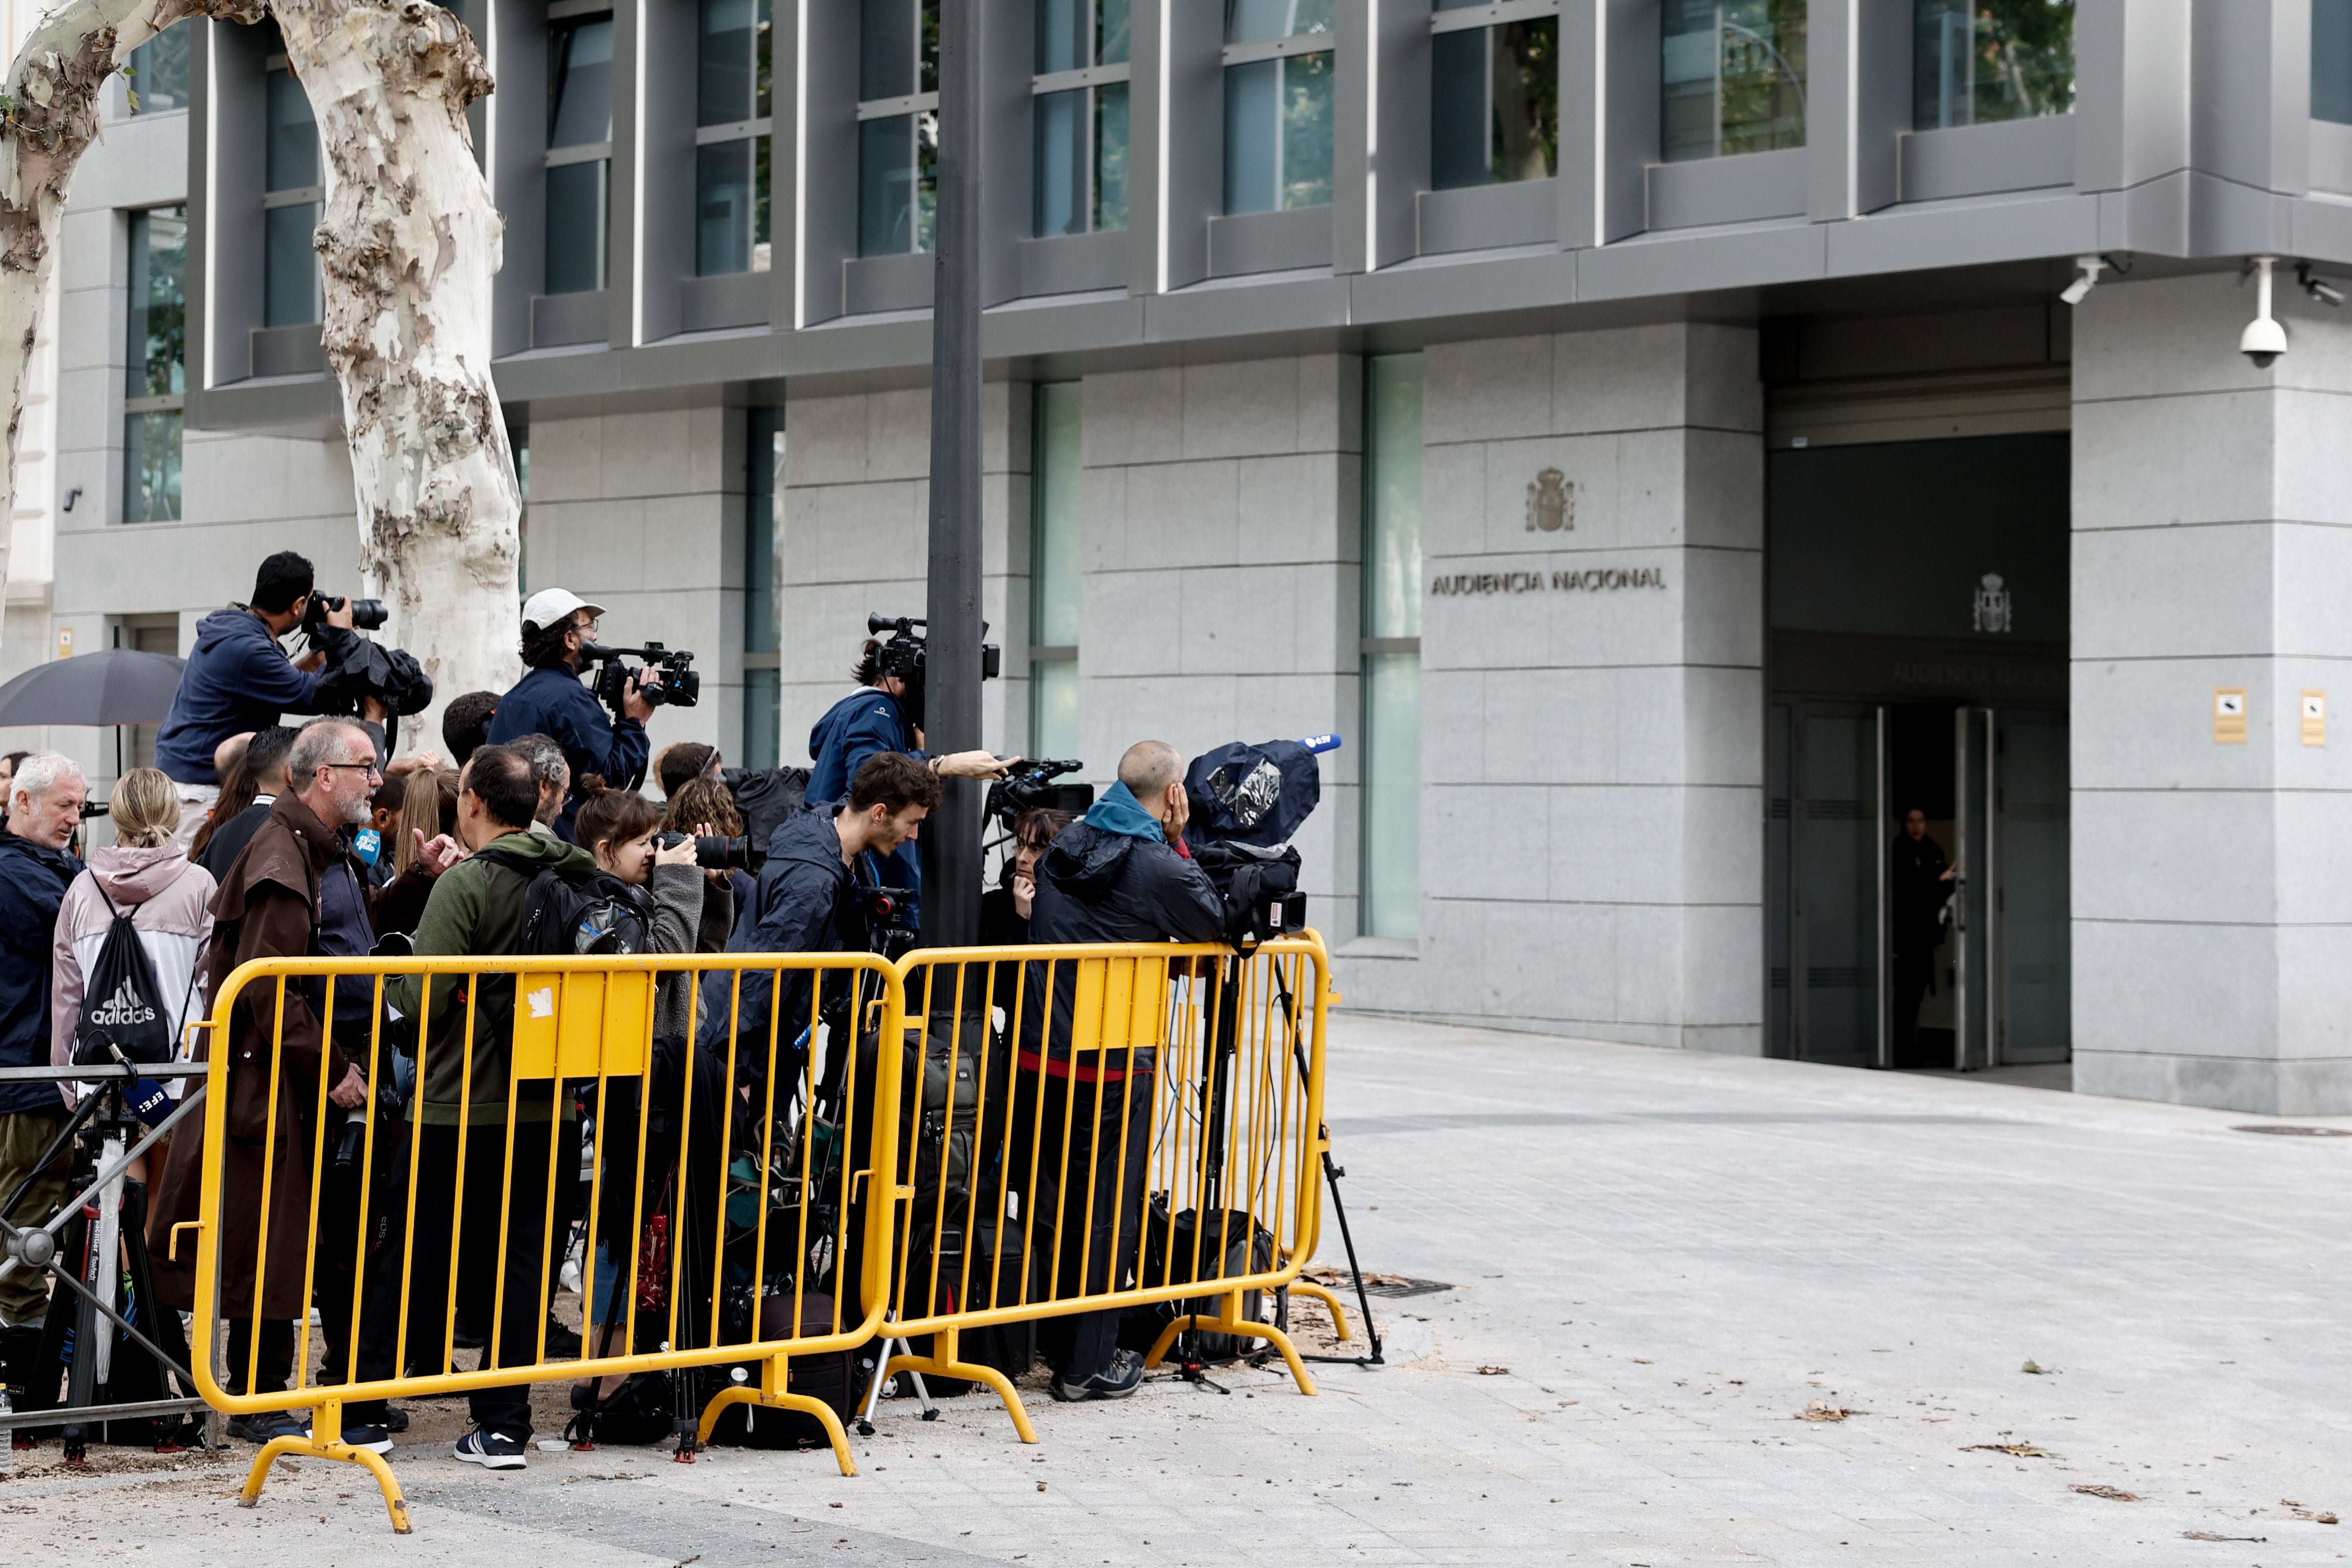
[453,1428,528,1470]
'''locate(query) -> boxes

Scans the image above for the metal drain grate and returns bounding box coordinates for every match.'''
[2232,1124,2352,1137]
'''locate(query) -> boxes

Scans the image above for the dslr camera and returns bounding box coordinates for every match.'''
[303,592,388,632]
[984,757,1093,828]
[583,641,701,714]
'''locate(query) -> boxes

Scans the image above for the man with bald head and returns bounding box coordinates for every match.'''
[1016,739,1225,1402]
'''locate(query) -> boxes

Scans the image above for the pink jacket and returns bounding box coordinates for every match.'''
[52,844,217,1105]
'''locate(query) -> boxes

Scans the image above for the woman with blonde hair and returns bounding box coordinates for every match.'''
[50,768,217,1110]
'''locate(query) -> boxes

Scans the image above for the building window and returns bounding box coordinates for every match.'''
[1030,382,1081,761]
[697,0,773,275]
[124,23,189,115]
[1661,0,1806,162]
[858,0,941,256]
[1430,1,1558,190]
[125,206,187,524]
[744,407,783,767]
[1360,354,1422,941]
[2322,0,2352,123]
[263,50,323,326]
[1914,1,2072,129]
[1034,0,1130,236]
[1223,0,1335,214]
[547,9,615,295]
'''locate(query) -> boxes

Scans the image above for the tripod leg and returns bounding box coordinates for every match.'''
[61,1208,98,1461]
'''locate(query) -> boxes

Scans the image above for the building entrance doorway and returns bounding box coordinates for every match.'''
[1769,700,2068,1068]
[1765,432,2071,1072]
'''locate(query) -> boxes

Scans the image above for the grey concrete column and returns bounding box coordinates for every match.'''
[2072,269,2352,1114]
[1407,323,1764,1050]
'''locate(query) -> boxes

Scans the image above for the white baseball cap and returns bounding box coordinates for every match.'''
[521,587,607,631]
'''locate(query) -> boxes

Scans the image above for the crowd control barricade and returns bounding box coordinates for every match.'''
[869,933,1334,1441]
[184,951,905,1532]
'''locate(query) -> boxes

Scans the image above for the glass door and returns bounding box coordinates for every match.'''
[1952,707,1993,1070]
[1994,710,2070,1063]
[1789,703,1885,1065]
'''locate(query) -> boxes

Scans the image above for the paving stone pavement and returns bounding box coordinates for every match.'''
[7,1014,2350,1565]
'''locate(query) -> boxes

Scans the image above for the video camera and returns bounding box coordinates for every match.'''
[583,641,702,714]
[303,592,389,633]
[655,828,762,874]
[865,613,1001,728]
[984,757,1093,828]
[852,883,919,961]
[1182,736,1341,947]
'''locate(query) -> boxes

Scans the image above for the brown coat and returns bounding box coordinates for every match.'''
[150,795,357,1317]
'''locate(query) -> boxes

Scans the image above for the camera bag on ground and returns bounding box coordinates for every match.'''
[704,1292,859,1449]
[1142,1198,1276,1363]
[70,886,185,1067]
[474,849,651,956]
[842,1006,987,1392]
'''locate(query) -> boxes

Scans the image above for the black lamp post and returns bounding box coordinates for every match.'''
[920,0,984,949]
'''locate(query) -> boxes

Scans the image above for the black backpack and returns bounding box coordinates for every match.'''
[71,888,184,1067]
[473,848,650,956]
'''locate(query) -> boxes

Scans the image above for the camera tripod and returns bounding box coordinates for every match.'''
[0,1061,213,1461]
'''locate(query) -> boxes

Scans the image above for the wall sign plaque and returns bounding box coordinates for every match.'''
[1429,563,1667,597]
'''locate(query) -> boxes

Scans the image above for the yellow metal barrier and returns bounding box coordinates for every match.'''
[870,933,1334,1441]
[184,950,905,1532]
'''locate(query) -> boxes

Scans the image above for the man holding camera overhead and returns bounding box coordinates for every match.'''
[157,552,359,850]
[486,588,660,839]
[807,620,1016,917]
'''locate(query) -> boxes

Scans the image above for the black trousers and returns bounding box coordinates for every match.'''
[225,1318,295,1396]
[349,1119,557,1436]
[1011,1067,1153,1382]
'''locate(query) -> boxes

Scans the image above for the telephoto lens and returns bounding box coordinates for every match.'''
[695,835,757,872]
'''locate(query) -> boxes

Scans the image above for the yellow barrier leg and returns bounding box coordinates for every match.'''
[1142,1299,1318,1398]
[694,1358,861,1477]
[886,1331,1039,1446]
[236,1403,414,1535]
[1287,1280,1353,1343]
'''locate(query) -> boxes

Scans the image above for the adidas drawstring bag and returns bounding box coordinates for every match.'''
[72,889,179,1067]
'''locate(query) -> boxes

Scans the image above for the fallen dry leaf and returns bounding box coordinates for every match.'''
[2184,1531,2266,1542]
[2071,1484,2139,1502]
[2021,1359,2053,1375]
[1631,1358,1653,1364]
[1475,1365,1509,1376]
[1963,1443,2056,1457]
[1795,1401,1861,1422]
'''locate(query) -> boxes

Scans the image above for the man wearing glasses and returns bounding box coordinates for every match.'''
[151,718,446,1441]
[486,587,662,839]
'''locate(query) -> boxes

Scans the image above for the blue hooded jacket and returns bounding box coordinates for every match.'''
[0,828,84,1115]
[156,607,322,785]
[805,685,926,913]
[487,664,649,831]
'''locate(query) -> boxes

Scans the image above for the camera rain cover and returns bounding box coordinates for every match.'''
[1185,739,1321,848]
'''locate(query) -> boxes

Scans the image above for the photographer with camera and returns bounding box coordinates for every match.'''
[1016,740,1226,1402]
[697,753,942,1066]
[487,590,661,836]
[157,553,379,850]
[806,620,1016,918]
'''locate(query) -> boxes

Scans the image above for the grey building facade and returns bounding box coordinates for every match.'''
[28,0,2352,1114]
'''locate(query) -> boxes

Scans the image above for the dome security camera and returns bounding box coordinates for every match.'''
[2242,256,2287,368]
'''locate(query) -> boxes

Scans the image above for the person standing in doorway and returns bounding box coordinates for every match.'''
[1890,807,1956,1064]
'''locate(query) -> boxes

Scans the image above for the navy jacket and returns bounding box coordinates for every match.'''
[487,664,649,828]
[1023,783,1226,1066]
[805,686,924,909]
[698,803,854,1066]
[0,829,84,1115]
[157,608,322,785]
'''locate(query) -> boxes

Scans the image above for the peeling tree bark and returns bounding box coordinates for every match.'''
[0,0,260,618]
[273,0,519,740]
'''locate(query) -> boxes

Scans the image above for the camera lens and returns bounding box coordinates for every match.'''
[349,598,389,630]
[695,835,753,871]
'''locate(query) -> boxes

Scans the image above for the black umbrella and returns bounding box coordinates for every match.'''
[0,648,186,728]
